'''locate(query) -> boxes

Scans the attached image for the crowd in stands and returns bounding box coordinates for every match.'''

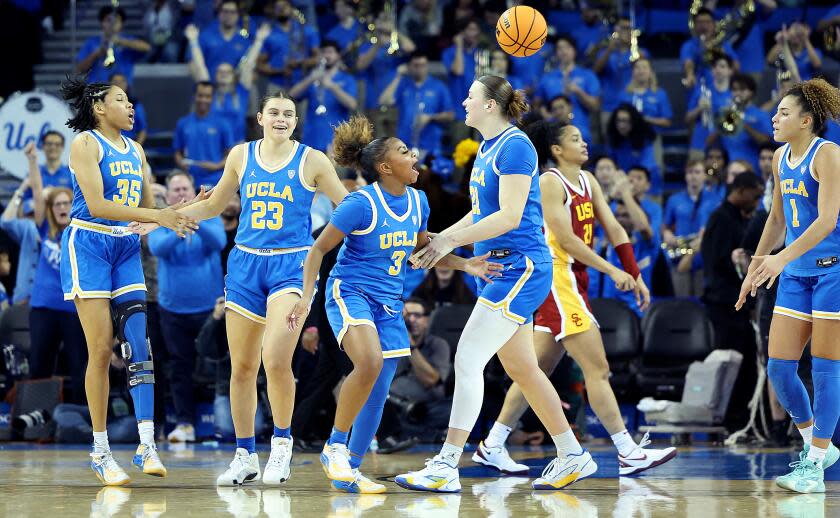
[2,0,840,447]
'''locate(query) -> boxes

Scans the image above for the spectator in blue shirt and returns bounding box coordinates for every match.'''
[174,81,235,189]
[618,57,672,134]
[732,0,775,76]
[0,180,36,304]
[149,172,226,443]
[3,168,86,403]
[663,159,718,298]
[355,16,416,112]
[542,94,575,127]
[757,142,777,212]
[289,39,358,153]
[379,51,454,159]
[535,36,601,145]
[187,22,271,143]
[592,17,649,112]
[509,43,551,93]
[22,132,72,202]
[626,166,662,244]
[602,200,658,316]
[571,3,611,59]
[110,72,147,145]
[680,8,739,91]
[488,49,526,92]
[190,0,253,81]
[325,0,363,52]
[709,74,772,174]
[606,105,661,195]
[765,22,823,81]
[258,0,321,92]
[441,19,482,121]
[685,52,733,157]
[75,5,151,86]
[704,144,729,206]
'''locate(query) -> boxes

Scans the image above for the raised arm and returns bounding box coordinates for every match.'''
[239,24,272,90]
[185,24,210,82]
[25,143,47,227]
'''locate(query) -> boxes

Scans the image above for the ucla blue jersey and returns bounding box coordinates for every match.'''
[70,130,144,227]
[469,126,551,262]
[779,138,840,275]
[236,139,316,249]
[330,183,429,306]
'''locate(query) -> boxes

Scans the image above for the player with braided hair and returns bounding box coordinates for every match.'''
[737,78,840,494]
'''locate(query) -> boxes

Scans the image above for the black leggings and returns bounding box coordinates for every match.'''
[28,307,88,404]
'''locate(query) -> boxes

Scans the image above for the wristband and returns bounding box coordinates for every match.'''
[615,242,641,279]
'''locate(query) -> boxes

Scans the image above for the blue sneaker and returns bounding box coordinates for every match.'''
[332,469,386,494]
[776,459,825,494]
[90,451,131,486]
[801,443,839,470]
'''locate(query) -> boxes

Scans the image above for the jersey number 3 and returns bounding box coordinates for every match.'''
[251,201,284,230]
[113,179,142,207]
[388,250,406,276]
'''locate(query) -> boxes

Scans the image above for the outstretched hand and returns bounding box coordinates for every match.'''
[462,252,504,283]
[410,234,456,269]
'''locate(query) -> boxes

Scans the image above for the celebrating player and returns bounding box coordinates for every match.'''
[287,115,501,493]
[59,77,197,485]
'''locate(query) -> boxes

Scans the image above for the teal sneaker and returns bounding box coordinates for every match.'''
[776,459,825,494]
[775,494,825,518]
[801,443,839,470]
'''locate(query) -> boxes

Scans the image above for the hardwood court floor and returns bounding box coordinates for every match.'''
[0,443,837,517]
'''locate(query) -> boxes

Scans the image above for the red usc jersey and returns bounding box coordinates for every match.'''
[542,168,596,273]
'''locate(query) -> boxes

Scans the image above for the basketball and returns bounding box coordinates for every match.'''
[495,6,548,58]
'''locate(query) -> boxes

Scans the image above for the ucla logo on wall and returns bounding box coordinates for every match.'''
[0,91,75,180]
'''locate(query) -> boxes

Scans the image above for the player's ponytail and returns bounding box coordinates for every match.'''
[61,76,111,132]
[477,75,530,123]
[785,78,840,137]
[333,115,391,177]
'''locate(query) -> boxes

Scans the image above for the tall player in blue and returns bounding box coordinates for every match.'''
[162,93,349,486]
[737,78,840,494]
[397,76,597,492]
[59,77,196,485]
[286,115,501,493]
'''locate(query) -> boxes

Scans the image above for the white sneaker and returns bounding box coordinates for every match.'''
[90,451,131,486]
[216,487,261,517]
[617,432,677,476]
[90,486,131,517]
[472,477,529,518]
[217,448,261,486]
[319,443,355,482]
[395,454,461,493]
[396,494,461,517]
[472,441,530,475]
[263,436,293,484]
[167,424,195,443]
[532,450,597,490]
[132,443,167,477]
[262,489,292,518]
[532,492,598,518]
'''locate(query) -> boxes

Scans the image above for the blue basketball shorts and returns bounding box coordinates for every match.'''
[60,221,146,300]
[774,270,840,322]
[224,245,309,324]
[474,253,552,325]
[325,277,410,359]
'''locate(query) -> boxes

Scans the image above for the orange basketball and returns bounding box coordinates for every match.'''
[495,6,547,58]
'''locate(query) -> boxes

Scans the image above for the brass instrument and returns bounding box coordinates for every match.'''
[662,235,697,260]
[717,103,744,136]
[383,1,399,55]
[475,48,491,78]
[821,23,840,55]
[691,0,756,65]
[103,0,119,68]
[240,13,250,39]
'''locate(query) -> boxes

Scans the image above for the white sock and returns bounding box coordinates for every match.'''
[798,424,814,445]
[484,422,513,449]
[138,421,155,446]
[93,430,110,453]
[611,429,638,457]
[439,442,463,467]
[806,444,827,465]
[552,429,583,457]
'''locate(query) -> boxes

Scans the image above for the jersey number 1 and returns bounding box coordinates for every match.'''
[789,198,800,228]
